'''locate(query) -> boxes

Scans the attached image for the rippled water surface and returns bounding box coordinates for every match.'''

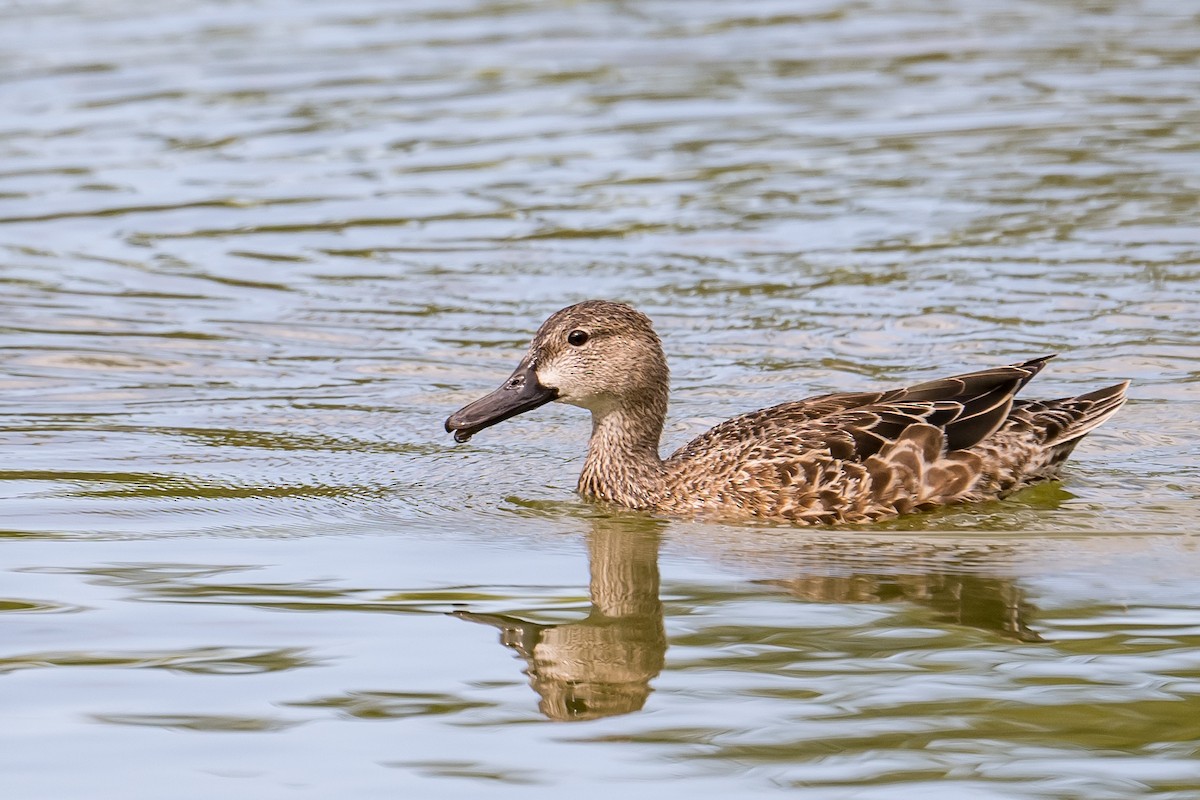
[3,0,1200,797]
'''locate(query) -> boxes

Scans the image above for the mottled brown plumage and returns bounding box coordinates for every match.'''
[445,300,1128,524]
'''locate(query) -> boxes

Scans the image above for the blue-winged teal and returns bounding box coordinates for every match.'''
[445,301,1128,524]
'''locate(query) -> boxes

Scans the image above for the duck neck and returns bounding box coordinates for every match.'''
[578,393,668,508]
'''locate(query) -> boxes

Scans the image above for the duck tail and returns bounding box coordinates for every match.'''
[1025,380,1129,472]
[1052,380,1130,446]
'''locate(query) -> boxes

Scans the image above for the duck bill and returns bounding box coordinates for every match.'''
[445,358,558,443]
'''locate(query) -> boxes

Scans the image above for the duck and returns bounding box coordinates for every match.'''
[445,300,1128,524]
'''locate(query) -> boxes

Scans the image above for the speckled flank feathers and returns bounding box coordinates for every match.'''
[446,301,1128,525]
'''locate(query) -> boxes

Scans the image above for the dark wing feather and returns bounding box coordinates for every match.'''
[816,357,1054,459]
[669,357,1055,464]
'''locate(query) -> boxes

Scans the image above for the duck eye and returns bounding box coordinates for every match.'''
[567,329,589,347]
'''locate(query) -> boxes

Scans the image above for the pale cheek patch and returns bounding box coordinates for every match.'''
[537,363,597,408]
[536,364,564,394]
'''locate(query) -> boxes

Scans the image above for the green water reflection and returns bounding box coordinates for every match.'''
[3,0,1200,796]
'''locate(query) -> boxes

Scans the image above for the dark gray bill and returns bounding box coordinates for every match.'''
[445,357,557,443]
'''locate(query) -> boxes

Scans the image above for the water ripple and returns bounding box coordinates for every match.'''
[2,1,1199,797]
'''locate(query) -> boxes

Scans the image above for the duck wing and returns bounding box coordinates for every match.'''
[669,356,1053,464]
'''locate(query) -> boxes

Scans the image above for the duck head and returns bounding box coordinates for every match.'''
[445,300,669,443]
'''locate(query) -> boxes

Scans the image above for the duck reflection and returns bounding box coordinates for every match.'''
[454,518,666,721]
[760,571,1041,642]
[458,518,1041,722]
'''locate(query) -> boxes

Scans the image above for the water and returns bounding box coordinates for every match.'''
[3,0,1200,797]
